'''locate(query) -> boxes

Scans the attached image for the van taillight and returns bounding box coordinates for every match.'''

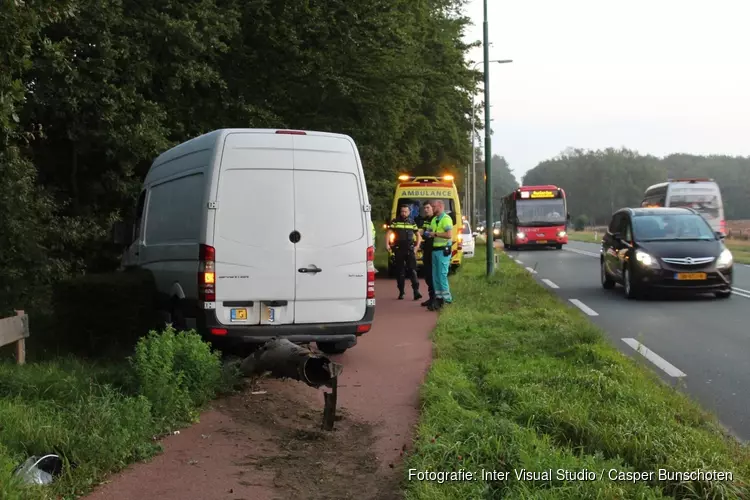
[366,246,375,299]
[199,244,216,302]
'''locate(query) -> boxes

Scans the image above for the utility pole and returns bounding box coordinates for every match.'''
[483,0,493,275]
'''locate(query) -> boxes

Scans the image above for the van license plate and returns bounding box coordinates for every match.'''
[264,307,277,323]
[230,308,247,321]
[536,240,547,244]
[675,272,707,280]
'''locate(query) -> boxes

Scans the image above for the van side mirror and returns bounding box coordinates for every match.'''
[472,232,478,237]
[566,213,571,221]
[112,221,133,246]
[715,231,726,240]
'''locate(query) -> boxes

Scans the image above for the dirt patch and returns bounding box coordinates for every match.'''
[222,378,398,500]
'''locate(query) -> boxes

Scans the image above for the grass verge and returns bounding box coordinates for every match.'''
[404,246,750,499]
[0,326,240,500]
[567,230,750,264]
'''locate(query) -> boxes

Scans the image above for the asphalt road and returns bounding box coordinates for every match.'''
[504,240,750,441]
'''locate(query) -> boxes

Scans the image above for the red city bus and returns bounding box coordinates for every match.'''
[500,185,570,250]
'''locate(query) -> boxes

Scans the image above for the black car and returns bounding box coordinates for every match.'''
[600,207,733,299]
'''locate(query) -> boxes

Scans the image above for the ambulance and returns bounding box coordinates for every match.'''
[385,175,463,277]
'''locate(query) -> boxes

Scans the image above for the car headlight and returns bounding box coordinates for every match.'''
[635,249,658,268]
[516,231,525,239]
[557,231,566,237]
[717,248,733,268]
[493,228,500,235]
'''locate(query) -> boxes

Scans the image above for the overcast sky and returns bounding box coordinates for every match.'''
[462,0,750,182]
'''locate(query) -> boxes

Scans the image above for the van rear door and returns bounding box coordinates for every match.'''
[667,182,724,233]
[212,132,296,326]
[292,134,368,324]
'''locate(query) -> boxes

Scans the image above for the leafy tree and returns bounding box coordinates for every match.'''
[471,152,519,222]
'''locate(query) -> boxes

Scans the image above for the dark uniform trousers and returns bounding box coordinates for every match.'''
[390,218,420,294]
[420,217,435,300]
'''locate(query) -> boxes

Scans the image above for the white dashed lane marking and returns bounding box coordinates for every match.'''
[525,266,537,274]
[541,278,559,289]
[622,338,687,378]
[569,299,598,316]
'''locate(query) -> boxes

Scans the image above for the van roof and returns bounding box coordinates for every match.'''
[151,128,356,168]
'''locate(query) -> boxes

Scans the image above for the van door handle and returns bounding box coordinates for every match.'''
[298,265,322,274]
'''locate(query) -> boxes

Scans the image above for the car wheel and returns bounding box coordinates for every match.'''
[623,266,640,300]
[715,290,732,299]
[601,259,615,289]
[555,244,563,250]
[316,341,349,355]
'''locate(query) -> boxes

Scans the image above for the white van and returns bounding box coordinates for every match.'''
[113,129,376,354]
[641,178,726,235]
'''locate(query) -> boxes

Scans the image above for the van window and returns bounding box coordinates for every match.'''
[295,170,363,247]
[462,221,471,234]
[145,173,204,245]
[667,186,722,223]
[133,190,147,242]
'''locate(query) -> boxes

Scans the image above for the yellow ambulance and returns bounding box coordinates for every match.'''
[385,174,463,277]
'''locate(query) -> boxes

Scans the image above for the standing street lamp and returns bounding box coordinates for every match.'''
[482,0,513,275]
[469,61,510,225]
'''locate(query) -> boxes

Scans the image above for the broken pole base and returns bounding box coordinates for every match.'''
[321,376,338,431]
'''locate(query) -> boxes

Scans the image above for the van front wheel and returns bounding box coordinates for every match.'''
[316,341,349,355]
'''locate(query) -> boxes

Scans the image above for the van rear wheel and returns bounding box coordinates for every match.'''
[316,341,349,355]
[170,299,188,331]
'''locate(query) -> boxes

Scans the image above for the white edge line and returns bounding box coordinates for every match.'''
[568,298,598,316]
[621,338,686,378]
[733,289,750,299]
[541,278,559,289]
[732,286,750,294]
[525,266,537,274]
[514,259,523,264]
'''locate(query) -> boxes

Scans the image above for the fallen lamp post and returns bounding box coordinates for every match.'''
[239,338,344,431]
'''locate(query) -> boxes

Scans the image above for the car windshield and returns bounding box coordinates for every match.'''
[516,199,566,225]
[633,214,716,241]
[462,221,471,234]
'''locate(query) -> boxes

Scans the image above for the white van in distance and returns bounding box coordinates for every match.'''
[113,129,376,355]
[642,178,726,235]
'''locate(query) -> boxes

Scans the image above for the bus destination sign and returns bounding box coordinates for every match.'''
[529,190,556,199]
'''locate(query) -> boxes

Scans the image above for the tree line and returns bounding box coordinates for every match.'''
[522,148,750,226]
[0,0,480,313]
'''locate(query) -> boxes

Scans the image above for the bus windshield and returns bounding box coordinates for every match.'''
[516,199,566,226]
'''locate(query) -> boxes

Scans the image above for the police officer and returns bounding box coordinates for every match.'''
[387,205,423,300]
[418,201,436,307]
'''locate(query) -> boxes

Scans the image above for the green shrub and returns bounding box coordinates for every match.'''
[51,269,159,357]
[131,325,223,430]
[573,214,589,231]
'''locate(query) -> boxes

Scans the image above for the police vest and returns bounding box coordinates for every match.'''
[391,218,418,244]
[421,216,434,250]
